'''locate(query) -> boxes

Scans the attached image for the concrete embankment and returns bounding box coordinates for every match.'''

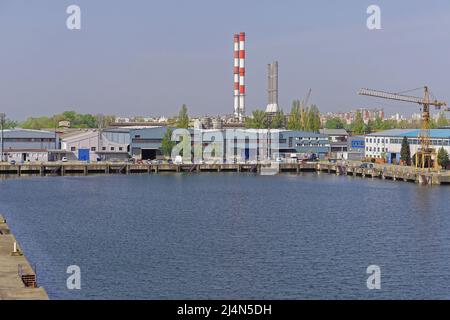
[0,214,48,300]
[1,161,450,185]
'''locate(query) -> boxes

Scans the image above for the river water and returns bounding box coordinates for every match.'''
[1,173,450,299]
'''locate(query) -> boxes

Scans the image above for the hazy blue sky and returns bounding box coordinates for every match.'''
[1,0,449,120]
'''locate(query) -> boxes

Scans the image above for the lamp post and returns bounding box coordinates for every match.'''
[0,113,5,163]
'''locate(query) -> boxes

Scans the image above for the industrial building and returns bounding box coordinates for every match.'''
[129,126,330,161]
[365,129,450,164]
[0,129,59,163]
[319,128,349,159]
[129,126,168,160]
[60,128,130,161]
[347,136,366,160]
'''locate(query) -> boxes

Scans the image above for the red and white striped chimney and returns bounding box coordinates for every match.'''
[233,34,240,118]
[238,32,246,121]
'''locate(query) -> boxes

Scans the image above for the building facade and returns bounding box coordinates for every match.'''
[365,129,450,164]
[129,127,330,161]
[0,129,59,163]
[60,128,130,161]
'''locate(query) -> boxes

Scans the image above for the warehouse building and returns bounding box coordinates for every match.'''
[320,128,349,159]
[347,136,366,160]
[0,129,59,163]
[129,126,168,160]
[129,127,330,161]
[365,129,450,164]
[60,128,130,161]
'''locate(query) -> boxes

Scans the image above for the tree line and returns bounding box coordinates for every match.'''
[245,101,321,132]
[2,111,116,130]
[325,111,450,135]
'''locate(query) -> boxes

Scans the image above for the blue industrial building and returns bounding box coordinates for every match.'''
[129,126,169,160]
[129,127,330,161]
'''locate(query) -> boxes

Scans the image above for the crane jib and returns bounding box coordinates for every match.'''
[358,88,446,107]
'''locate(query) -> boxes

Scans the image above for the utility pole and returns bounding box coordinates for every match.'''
[0,113,5,163]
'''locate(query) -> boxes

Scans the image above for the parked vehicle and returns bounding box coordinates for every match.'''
[61,157,68,162]
[360,163,374,169]
[174,155,183,165]
[9,160,16,165]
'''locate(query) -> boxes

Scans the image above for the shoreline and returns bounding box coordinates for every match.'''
[1,161,450,185]
[0,214,49,300]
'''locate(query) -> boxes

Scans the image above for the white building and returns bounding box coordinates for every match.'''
[60,128,130,161]
[0,129,59,163]
[365,129,450,164]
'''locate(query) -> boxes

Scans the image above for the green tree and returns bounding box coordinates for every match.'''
[373,116,383,131]
[1,118,18,129]
[161,128,176,157]
[306,104,321,132]
[437,112,449,128]
[352,111,365,135]
[437,147,449,169]
[400,136,411,166]
[270,110,285,129]
[287,100,301,130]
[245,110,267,129]
[20,111,113,129]
[176,104,190,128]
[20,116,55,129]
[324,117,344,129]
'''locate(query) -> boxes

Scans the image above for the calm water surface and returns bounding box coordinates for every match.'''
[1,173,450,299]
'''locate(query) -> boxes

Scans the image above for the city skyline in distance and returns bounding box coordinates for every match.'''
[1,0,450,120]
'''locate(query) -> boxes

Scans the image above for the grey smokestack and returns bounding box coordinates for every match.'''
[266,61,279,113]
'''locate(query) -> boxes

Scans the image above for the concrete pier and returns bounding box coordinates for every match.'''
[1,161,450,186]
[0,214,48,300]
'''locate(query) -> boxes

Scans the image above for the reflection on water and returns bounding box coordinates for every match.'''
[0,173,450,299]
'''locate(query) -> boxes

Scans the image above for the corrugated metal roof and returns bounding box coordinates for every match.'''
[2,129,55,138]
[320,129,349,136]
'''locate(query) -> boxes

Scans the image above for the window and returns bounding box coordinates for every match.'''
[102,147,106,151]
[91,147,96,151]
[110,147,115,151]
[71,147,76,151]
[119,147,123,151]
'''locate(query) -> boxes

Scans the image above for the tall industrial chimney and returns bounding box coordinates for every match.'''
[233,34,240,119]
[266,61,279,114]
[232,32,246,122]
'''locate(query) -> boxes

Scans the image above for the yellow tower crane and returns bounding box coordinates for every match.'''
[358,86,448,171]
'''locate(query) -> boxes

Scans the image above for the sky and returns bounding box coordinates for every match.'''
[1,0,450,121]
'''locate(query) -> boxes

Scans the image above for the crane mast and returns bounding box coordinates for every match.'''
[358,86,447,170]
